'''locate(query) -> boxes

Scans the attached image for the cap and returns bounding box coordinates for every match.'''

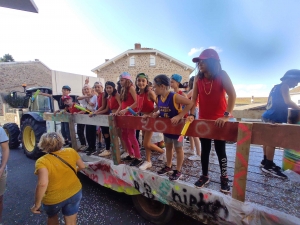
[192,49,220,63]
[61,95,71,101]
[153,74,170,86]
[280,69,300,81]
[182,82,189,88]
[119,72,131,80]
[62,85,71,91]
[136,73,149,80]
[171,74,184,88]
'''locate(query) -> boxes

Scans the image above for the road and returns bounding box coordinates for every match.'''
[3,147,202,225]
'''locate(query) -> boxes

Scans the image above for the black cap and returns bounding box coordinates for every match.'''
[153,74,170,86]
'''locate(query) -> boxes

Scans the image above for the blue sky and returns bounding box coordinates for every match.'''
[1,0,300,96]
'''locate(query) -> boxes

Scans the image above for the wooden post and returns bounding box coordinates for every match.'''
[68,115,78,150]
[108,115,120,165]
[232,122,253,202]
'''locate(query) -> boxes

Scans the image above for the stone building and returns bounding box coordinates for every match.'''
[92,43,194,83]
[0,60,52,115]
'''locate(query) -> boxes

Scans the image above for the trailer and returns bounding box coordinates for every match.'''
[43,113,300,225]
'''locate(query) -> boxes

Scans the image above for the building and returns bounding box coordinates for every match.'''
[290,86,300,105]
[92,43,194,83]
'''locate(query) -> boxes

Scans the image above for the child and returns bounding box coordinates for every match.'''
[94,81,105,149]
[77,85,97,155]
[116,72,142,167]
[186,76,201,161]
[189,48,236,193]
[170,74,187,98]
[152,74,193,181]
[92,81,121,157]
[261,69,300,178]
[134,73,165,170]
[62,95,81,114]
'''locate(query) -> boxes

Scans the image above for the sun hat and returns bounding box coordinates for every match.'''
[62,85,71,91]
[192,49,220,63]
[171,74,184,88]
[280,69,300,81]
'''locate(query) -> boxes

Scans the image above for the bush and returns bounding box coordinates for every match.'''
[4,93,28,108]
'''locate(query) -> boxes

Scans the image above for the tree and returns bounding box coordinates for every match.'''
[0,54,14,62]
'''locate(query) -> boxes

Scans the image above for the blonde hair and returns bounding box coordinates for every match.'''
[38,132,64,153]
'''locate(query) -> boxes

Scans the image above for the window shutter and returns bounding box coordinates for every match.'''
[150,55,155,66]
[130,56,135,66]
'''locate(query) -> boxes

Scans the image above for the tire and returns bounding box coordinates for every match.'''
[3,123,20,149]
[132,195,174,225]
[21,118,46,159]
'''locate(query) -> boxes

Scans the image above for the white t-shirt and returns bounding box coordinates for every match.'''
[78,95,97,111]
[0,127,9,171]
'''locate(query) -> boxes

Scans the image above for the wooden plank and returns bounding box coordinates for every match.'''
[233,110,264,119]
[68,116,78,150]
[232,122,253,202]
[108,115,120,165]
[116,117,239,142]
[251,122,300,149]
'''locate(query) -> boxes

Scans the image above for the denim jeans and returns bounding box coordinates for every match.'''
[61,122,71,141]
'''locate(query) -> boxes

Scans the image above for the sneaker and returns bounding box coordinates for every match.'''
[78,145,87,151]
[123,155,134,161]
[185,137,190,143]
[262,165,288,179]
[121,152,129,159]
[84,147,92,153]
[260,159,266,167]
[86,148,96,156]
[157,166,172,175]
[158,152,166,161]
[184,149,195,154]
[130,158,144,167]
[194,175,210,188]
[139,161,152,170]
[98,150,111,157]
[220,176,230,193]
[169,170,182,181]
[188,155,201,161]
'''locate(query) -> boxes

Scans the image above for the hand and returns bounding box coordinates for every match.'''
[89,112,95,117]
[215,116,229,128]
[187,115,195,123]
[151,112,159,118]
[73,112,77,115]
[170,115,181,125]
[85,77,89,84]
[142,114,151,121]
[118,109,127,115]
[54,110,59,116]
[31,204,42,214]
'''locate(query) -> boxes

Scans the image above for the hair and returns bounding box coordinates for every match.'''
[153,74,170,87]
[196,58,222,79]
[189,76,195,90]
[38,132,64,153]
[117,81,122,94]
[104,82,117,98]
[120,79,132,102]
[135,75,149,95]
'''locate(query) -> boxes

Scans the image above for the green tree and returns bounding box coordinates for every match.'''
[0,54,14,62]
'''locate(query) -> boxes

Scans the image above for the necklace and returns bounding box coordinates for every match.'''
[202,79,213,95]
[137,92,145,113]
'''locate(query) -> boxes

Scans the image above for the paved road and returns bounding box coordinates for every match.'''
[3,147,202,225]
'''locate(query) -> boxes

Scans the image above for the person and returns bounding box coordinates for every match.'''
[91,81,121,157]
[261,69,300,178]
[0,127,9,224]
[77,85,98,155]
[186,76,201,161]
[170,74,187,98]
[116,72,142,167]
[134,73,165,170]
[62,95,82,114]
[31,132,85,225]
[76,87,87,151]
[182,81,189,94]
[152,74,193,181]
[94,81,106,149]
[189,48,236,193]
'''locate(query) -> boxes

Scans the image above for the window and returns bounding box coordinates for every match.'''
[129,56,135,66]
[150,55,155,66]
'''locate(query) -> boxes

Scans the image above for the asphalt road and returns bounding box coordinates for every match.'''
[3,147,202,225]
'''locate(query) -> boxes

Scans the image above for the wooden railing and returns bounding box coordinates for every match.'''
[43,112,300,202]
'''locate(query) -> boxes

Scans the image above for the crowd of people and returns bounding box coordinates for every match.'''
[27,48,300,224]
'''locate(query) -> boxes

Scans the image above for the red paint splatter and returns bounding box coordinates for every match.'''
[123,173,126,176]
[204,194,209,200]
[237,123,251,146]
[152,177,155,180]
[90,163,111,173]
[114,170,118,174]
[139,174,144,179]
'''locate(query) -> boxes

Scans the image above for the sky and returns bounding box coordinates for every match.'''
[1,0,300,97]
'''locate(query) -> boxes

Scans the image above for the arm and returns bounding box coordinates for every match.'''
[95,103,109,115]
[222,71,236,114]
[171,94,193,124]
[180,91,188,98]
[76,158,86,171]
[77,95,89,100]
[0,141,9,177]
[97,94,107,112]
[113,94,122,115]
[87,95,97,107]
[281,84,300,109]
[189,77,199,116]
[39,92,52,97]
[31,168,49,214]
[119,86,137,115]
[187,89,193,99]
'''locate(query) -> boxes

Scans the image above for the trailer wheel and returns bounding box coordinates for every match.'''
[3,123,20,149]
[21,118,46,159]
[132,195,174,225]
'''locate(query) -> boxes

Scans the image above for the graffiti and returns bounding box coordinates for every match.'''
[195,121,210,136]
[141,118,152,131]
[237,123,251,146]
[89,163,111,173]
[172,189,228,220]
[134,180,155,199]
[153,120,167,133]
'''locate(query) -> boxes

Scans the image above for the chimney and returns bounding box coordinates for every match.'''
[135,43,141,49]
[105,59,109,62]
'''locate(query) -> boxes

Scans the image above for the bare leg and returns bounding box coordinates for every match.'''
[64,213,77,225]
[189,136,194,150]
[175,147,184,171]
[165,142,173,168]
[47,214,59,225]
[192,137,201,156]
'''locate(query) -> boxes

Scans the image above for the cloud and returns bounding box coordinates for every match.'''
[188,46,222,56]
[234,84,270,97]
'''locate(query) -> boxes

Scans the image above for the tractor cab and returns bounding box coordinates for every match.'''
[26,87,53,113]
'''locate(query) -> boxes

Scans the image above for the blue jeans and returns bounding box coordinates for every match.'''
[61,122,71,141]
[42,189,82,217]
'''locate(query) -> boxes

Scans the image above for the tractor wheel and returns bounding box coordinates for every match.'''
[21,118,46,159]
[3,123,20,149]
[132,195,174,225]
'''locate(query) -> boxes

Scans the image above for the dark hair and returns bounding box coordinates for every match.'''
[135,73,149,95]
[197,58,222,79]
[117,81,122,94]
[153,74,170,87]
[104,81,117,98]
[120,79,132,102]
[189,76,195,90]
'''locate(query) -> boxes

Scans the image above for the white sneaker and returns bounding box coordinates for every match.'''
[184,149,195,154]
[139,161,152,170]
[158,152,166,161]
[188,155,201,161]
[121,152,129,159]
[99,150,111,157]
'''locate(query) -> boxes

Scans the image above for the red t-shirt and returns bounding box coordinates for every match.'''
[108,95,119,110]
[121,85,137,115]
[197,72,227,120]
[97,92,104,109]
[137,92,154,114]
[67,103,81,114]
